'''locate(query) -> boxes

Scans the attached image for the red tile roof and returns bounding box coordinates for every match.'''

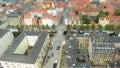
[42,13,52,19]
[24,13,31,19]
[100,16,120,20]
[70,11,76,19]
[36,9,47,14]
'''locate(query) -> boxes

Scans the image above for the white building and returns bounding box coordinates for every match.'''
[42,19,53,26]
[98,17,109,26]
[42,14,53,26]
[24,13,33,26]
[0,31,50,68]
[47,9,57,16]
[0,29,14,57]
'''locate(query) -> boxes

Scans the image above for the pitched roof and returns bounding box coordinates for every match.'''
[0,29,10,38]
[24,13,31,19]
[42,13,52,19]
[100,16,120,20]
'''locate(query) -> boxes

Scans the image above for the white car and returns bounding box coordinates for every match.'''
[54,59,58,63]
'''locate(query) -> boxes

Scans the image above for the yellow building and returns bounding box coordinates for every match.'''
[89,32,115,63]
[0,31,50,68]
[78,37,89,49]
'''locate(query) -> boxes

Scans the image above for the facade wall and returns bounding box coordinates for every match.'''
[26,36,38,46]
[70,19,80,26]
[98,18,109,26]
[7,17,21,26]
[90,47,115,63]
[14,37,29,54]
[35,34,50,68]
[85,12,99,16]
[42,19,53,26]
[24,18,32,25]
[0,61,35,68]
[47,10,57,16]
[0,31,14,57]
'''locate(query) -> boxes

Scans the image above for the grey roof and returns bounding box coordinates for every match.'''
[24,30,41,36]
[109,36,120,43]
[0,31,48,64]
[0,29,9,38]
[92,43,115,51]
[66,34,91,68]
[5,32,26,54]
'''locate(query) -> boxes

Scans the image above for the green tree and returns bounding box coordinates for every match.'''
[42,25,45,29]
[72,25,76,29]
[79,11,83,19]
[2,4,6,7]
[85,24,90,30]
[75,11,79,15]
[91,24,95,30]
[82,15,90,24]
[117,25,120,30]
[46,24,49,29]
[11,25,15,29]
[99,10,105,16]
[94,10,105,23]
[79,24,85,30]
[16,25,20,29]
[114,10,120,16]
[66,24,70,30]
[25,25,29,29]
[109,25,115,30]
[36,25,40,29]
[19,25,24,30]
[52,24,56,29]
[98,24,103,30]
[105,24,110,30]
[94,14,101,23]
[105,12,109,16]
[31,25,34,29]
[7,25,10,28]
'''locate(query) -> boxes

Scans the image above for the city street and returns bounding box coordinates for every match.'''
[43,24,66,68]
[43,3,70,68]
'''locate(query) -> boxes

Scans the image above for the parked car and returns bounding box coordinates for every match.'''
[56,46,61,50]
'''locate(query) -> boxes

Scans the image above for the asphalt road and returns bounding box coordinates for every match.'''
[43,24,66,68]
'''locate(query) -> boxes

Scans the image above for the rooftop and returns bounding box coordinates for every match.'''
[0,29,10,38]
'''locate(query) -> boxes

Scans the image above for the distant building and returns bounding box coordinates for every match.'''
[0,29,14,57]
[110,36,120,62]
[1,0,24,4]
[78,36,89,49]
[89,32,115,63]
[36,0,44,2]
[65,34,91,68]
[7,13,22,26]
[23,13,33,25]
[0,31,50,68]
[69,12,81,26]
[99,16,120,27]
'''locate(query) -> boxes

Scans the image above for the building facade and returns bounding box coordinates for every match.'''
[0,31,50,68]
[0,29,14,57]
[89,31,115,63]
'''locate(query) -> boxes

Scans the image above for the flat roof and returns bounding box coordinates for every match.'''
[0,31,48,64]
[66,34,91,68]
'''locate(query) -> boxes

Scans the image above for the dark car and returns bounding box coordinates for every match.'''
[53,63,57,68]
[56,46,61,50]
